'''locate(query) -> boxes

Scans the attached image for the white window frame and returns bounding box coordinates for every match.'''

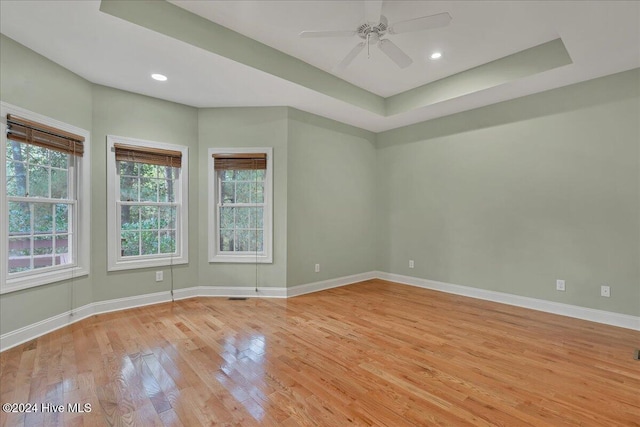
[208,147,273,263]
[106,135,189,271]
[0,102,91,294]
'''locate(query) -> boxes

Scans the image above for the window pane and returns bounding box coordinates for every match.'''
[221,170,234,181]
[8,202,31,235]
[220,230,234,251]
[121,231,140,256]
[160,231,176,254]
[140,163,157,178]
[141,231,158,255]
[50,151,68,169]
[33,203,53,234]
[158,167,176,203]
[165,167,176,180]
[235,229,250,252]
[141,206,158,230]
[55,204,69,233]
[51,168,68,199]
[6,159,27,197]
[249,230,263,252]
[140,178,158,202]
[119,161,139,176]
[221,182,235,204]
[235,182,251,203]
[256,170,266,181]
[55,235,70,265]
[34,235,53,256]
[28,164,49,197]
[236,170,253,181]
[236,207,251,228]
[158,179,169,203]
[120,176,139,202]
[121,205,140,230]
[167,178,176,203]
[251,207,264,229]
[256,231,264,252]
[7,139,28,158]
[220,207,234,229]
[250,182,264,203]
[159,206,176,229]
[34,256,54,269]
[8,237,31,257]
[8,237,31,273]
[28,145,49,165]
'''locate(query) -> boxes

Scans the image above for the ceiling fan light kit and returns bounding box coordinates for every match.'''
[298,2,452,71]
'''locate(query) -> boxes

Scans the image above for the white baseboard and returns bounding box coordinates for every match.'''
[0,307,89,353]
[375,271,640,331]
[175,286,287,299]
[3,270,638,351]
[287,271,377,297]
[0,285,289,351]
[0,291,176,352]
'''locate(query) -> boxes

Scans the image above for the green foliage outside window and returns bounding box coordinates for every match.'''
[218,169,265,253]
[118,160,178,258]
[5,140,72,273]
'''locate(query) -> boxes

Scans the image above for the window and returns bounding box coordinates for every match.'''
[208,147,272,263]
[106,136,188,271]
[1,102,90,293]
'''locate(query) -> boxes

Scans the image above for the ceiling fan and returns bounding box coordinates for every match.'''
[298,1,451,71]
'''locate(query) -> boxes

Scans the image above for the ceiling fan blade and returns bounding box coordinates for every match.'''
[378,39,412,68]
[389,12,452,34]
[334,42,366,72]
[299,30,356,38]
[364,0,384,23]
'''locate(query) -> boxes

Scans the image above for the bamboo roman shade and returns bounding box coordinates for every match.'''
[6,114,85,156]
[212,153,267,170]
[114,143,182,168]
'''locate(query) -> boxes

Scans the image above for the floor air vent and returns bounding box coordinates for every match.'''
[228,297,248,301]
[634,349,640,360]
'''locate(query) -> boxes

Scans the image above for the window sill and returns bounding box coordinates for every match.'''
[1,266,89,294]
[107,256,188,272]
[209,254,273,264]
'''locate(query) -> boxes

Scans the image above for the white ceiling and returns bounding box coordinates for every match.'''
[1,1,639,132]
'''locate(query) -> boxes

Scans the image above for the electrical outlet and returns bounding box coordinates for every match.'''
[409,260,414,269]
[556,279,565,291]
[315,264,320,273]
[601,285,610,298]
[155,271,163,282]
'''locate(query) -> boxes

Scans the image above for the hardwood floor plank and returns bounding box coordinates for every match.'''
[2,280,639,426]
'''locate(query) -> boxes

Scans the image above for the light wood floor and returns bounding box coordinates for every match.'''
[1,279,639,426]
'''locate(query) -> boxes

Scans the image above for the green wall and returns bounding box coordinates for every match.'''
[286,109,377,286]
[91,85,199,302]
[1,33,639,339]
[0,35,93,334]
[198,107,289,288]
[377,69,640,316]
[0,35,92,129]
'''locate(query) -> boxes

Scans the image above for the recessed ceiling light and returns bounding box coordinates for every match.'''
[430,52,443,60]
[151,73,168,81]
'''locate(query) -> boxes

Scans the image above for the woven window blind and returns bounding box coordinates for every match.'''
[114,143,182,168]
[212,153,267,170]
[6,114,84,156]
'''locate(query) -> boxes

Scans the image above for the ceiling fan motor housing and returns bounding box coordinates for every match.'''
[358,16,388,43]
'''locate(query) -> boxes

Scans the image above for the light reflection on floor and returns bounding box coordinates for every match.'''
[217,334,267,422]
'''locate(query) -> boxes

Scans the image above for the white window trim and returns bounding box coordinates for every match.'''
[106,135,189,271]
[208,147,273,263]
[0,102,91,294]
